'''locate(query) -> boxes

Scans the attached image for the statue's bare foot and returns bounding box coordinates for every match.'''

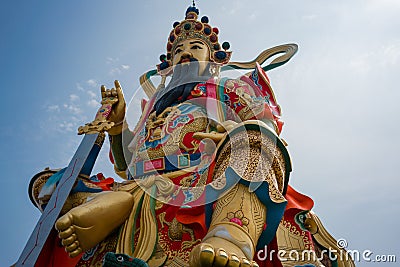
[55,191,134,257]
[189,240,259,267]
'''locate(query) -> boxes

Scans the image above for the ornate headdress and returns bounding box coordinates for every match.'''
[158,5,232,73]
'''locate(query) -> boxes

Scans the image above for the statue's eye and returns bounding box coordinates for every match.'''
[191,45,202,50]
[117,255,124,262]
[175,48,182,54]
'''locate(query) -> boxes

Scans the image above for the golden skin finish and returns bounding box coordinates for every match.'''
[172,39,211,76]
[189,184,263,267]
[55,191,134,258]
[102,80,126,136]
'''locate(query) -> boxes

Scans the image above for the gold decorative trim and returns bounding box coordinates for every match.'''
[305,212,356,267]
[139,71,157,98]
[228,44,298,73]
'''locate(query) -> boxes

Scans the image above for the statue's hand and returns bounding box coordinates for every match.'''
[77,80,125,135]
[216,120,237,133]
[101,80,126,135]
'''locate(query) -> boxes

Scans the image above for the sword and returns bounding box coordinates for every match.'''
[16,82,121,266]
[16,133,101,266]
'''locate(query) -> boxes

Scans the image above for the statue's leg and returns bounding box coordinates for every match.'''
[190,123,288,267]
[55,191,134,258]
[190,184,265,267]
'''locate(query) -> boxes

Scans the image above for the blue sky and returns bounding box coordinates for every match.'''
[1,0,400,266]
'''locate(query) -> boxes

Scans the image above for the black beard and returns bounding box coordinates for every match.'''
[154,60,210,116]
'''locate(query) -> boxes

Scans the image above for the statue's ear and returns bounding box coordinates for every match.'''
[212,50,232,65]
[156,61,173,76]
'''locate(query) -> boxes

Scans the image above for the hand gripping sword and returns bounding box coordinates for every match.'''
[15,84,120,266]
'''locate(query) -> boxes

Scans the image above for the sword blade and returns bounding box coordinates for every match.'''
[15,133,100,266]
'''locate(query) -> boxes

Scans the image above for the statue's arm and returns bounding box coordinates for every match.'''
[109,130,133,178]
[224,71,283,134]
[101,81,134,179]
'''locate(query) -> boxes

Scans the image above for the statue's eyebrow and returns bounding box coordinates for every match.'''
[189,41,205,46]
[174,44,184,54]
[175,44,184,49]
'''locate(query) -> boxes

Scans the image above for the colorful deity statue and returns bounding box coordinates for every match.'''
[26,4,355,267]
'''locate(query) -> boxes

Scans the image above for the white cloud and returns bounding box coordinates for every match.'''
[70,116,82,123]
[76,83,84,91]
[348,42,400,74]
[87,79,98,87]
[302,14,317,21]
[109,65,131,75]
[224,0,243,15]
[63,104,82,114]
[106,57,119,64]
[381,43,400,66]
[69,94,80,102]
[47,105,60,112]
[58,121,75,132]
[249,13,257,20]
[348,52,373,74]
[87,99,100,108]
[109,68,121,75]
[367,0,400,10]
[87,90,97,99]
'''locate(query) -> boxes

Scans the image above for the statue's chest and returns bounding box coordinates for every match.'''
[132,102,209,161]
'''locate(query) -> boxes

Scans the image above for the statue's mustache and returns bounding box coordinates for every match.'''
[178,57,198,64]
[154,59,209,116]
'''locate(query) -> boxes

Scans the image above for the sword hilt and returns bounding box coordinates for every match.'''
[78,93,119,135]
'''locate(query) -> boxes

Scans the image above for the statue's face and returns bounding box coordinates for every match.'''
[172,39,210,75]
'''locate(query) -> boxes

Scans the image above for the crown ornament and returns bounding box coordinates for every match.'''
[158,4,232,73]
